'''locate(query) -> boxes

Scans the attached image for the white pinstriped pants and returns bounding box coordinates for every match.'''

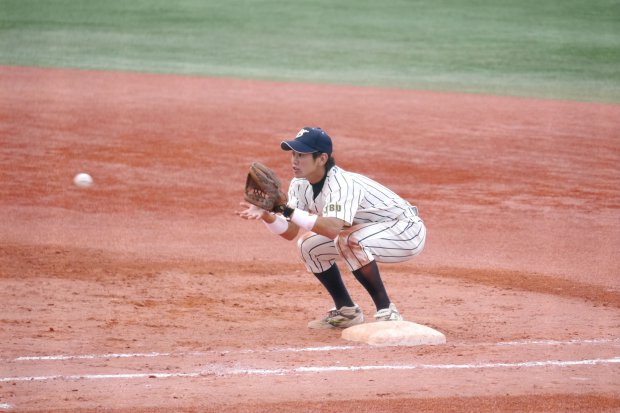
[296,218,426,273]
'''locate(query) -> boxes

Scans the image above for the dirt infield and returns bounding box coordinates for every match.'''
[1,66,619,412]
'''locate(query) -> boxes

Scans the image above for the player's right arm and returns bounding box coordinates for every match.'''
[277,174,348,240]
[236,202,300,240]
[237,201,347,240]
[305,216,345,240]
[262,207,300,240]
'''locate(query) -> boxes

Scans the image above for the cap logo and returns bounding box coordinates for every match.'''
[296,128,310,138]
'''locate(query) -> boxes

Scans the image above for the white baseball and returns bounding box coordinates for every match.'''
[73,172,93,188]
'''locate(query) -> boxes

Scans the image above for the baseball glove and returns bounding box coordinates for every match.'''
[244,162,288,213]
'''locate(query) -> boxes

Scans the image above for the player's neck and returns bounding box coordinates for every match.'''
[307,166,327,184]
[311,169,330,200]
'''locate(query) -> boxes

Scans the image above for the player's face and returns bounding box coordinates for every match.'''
[291,151,326,183]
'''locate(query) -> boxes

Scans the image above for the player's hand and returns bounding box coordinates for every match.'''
[236,201,268,220]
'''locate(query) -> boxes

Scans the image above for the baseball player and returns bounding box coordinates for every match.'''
[237,127,426,329]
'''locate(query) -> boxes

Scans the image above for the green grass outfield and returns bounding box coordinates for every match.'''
[1,0,619,102]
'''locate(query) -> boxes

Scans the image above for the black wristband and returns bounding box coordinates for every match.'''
[282,206,295,219]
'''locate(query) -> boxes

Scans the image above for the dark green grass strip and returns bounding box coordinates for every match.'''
[1,0,619,102]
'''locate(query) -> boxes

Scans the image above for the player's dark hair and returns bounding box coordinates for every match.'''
[313,152,336,171]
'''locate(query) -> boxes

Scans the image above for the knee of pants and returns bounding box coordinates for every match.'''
[335,228,373,271]
[296,232,335,273]
[296,232,315,257]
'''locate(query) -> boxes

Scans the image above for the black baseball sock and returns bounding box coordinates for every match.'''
[352,260,391,311]
[313,264,355,309]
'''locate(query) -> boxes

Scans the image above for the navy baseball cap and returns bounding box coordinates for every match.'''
[280,127,332,156]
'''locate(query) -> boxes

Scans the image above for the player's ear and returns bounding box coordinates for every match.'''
[319,152,328,166]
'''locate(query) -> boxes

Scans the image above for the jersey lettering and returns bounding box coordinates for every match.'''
[323,204,342,214]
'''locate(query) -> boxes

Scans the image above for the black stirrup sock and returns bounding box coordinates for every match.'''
[352,260,390,311]
[314,264,355,309]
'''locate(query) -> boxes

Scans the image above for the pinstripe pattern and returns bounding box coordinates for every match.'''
[288,166,418,224]
[297,232,341,273]
[298,218,425,272]
[290,166,425,273]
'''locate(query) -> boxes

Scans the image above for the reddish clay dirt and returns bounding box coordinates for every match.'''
[0,66,619,412]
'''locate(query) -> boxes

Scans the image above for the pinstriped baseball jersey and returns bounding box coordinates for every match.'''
[287,166,419,226]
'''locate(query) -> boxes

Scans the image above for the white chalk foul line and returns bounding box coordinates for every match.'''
[211,357,620,377]
[13,351,171,362]
[496,338,620,347]
[10,346,362,362]
[8,338,619,363]
[1,357,619,382]
[0,371,202,383]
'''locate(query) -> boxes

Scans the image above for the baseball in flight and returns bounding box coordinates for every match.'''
[73,172,93,188]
